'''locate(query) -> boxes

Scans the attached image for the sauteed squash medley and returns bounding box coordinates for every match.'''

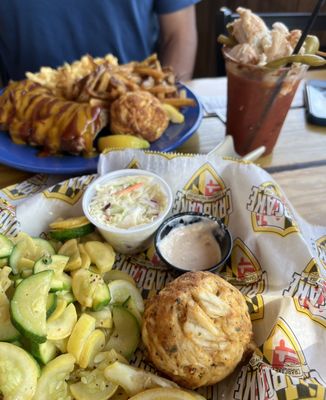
[0,216,204,400]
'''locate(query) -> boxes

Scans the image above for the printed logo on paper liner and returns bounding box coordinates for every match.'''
[43,175,95,205]
[284,259,326,328]
[0,198,18,236]
[234,318,325,399]
[247,182,299,236]
[173,163,232,224]
[221,238,264,286]
[126,159,141,169]
[113,251,175,300]
[220,238,266,321]
[1,174,48,201]
[315,236,326,272]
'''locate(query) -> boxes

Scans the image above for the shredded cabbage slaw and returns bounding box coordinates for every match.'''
[88,175,167,229]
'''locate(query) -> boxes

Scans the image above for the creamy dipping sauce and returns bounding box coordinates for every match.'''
[157,220,222,271]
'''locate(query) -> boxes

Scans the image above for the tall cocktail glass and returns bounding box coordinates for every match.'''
[224,51,308,156]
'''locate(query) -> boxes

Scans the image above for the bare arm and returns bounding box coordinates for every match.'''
[158,5,198,81]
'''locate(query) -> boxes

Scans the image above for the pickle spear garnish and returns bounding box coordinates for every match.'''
[217,34,237,47]
[265,54,326,69]
[303,35,320,55]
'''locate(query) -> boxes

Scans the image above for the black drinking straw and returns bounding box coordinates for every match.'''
[244,0,325,154]
[292,0,325,55]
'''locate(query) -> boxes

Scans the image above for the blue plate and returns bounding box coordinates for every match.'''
[0,84,203,174]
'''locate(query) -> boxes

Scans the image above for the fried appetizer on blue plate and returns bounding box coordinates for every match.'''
[0,80,108,156]
[110,91,169,142]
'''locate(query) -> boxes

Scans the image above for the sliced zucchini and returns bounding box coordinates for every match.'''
[103,269,136,286]
[50,337,69,353]
[49,216,91,230]
[58,239,82,271]
[72,269,110,310]
[0,233,14,258]
[34,254,68,274]
[46,293,58,319]
[33,353,75,400]
[0,265,12,292]
[86,306,113,329]
[108,279,144,313]
[103,361,178,397]
[34,255,69,291]
[69,368,118,400]
[14,278,23,288]
[93,349,128,370]
[49,224,95,241]
[0,257,9,267]
[67,313,95,362]
[125,297,142,327]
[0,342,40,400]
[9,237,35,275]
[110,388,129,400]
[57,290,75,305]
[105,306,140,359]
[47,298,68,323]
[29,339,57,365]
[10,270,53,343]
[84,241,115,273]
[21,268,33,278]
[46,303,77,340]
[59,272,72,291]
[93,283,110,311]
[9,236,55,275]
[0,291,20,342]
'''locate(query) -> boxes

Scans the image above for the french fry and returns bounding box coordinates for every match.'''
[148,85,177,95]
[134,66,165,80]
[162,98,196,107]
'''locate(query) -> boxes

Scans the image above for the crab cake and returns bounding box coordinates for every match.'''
[142,271,255,389]
[110,91,169,142]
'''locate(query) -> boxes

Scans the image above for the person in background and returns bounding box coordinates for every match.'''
[0,0,199,87]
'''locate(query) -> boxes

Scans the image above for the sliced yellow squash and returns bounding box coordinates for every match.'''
[67,313,95,362]
[78,243,91,269]
[47,303,77,340]
[128,388,197,400]
[0,342,40,400]
[84,241,115,273]
[79,329,106,368]
[33,353,75,400]
[58,239,82,271]
[104,361,178,397]
[70,369,118,400]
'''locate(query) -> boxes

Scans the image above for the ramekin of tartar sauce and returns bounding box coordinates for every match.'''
[82,169,173,254]
[154,212,232,273]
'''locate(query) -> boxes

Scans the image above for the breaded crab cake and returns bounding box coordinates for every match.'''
[110,91,169,142]
[142,271,255,389]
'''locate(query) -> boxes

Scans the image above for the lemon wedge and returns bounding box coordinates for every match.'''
[162,104,185,124]
[98,135,150,152]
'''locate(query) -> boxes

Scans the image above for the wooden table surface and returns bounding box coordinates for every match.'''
[1,70,326,225]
